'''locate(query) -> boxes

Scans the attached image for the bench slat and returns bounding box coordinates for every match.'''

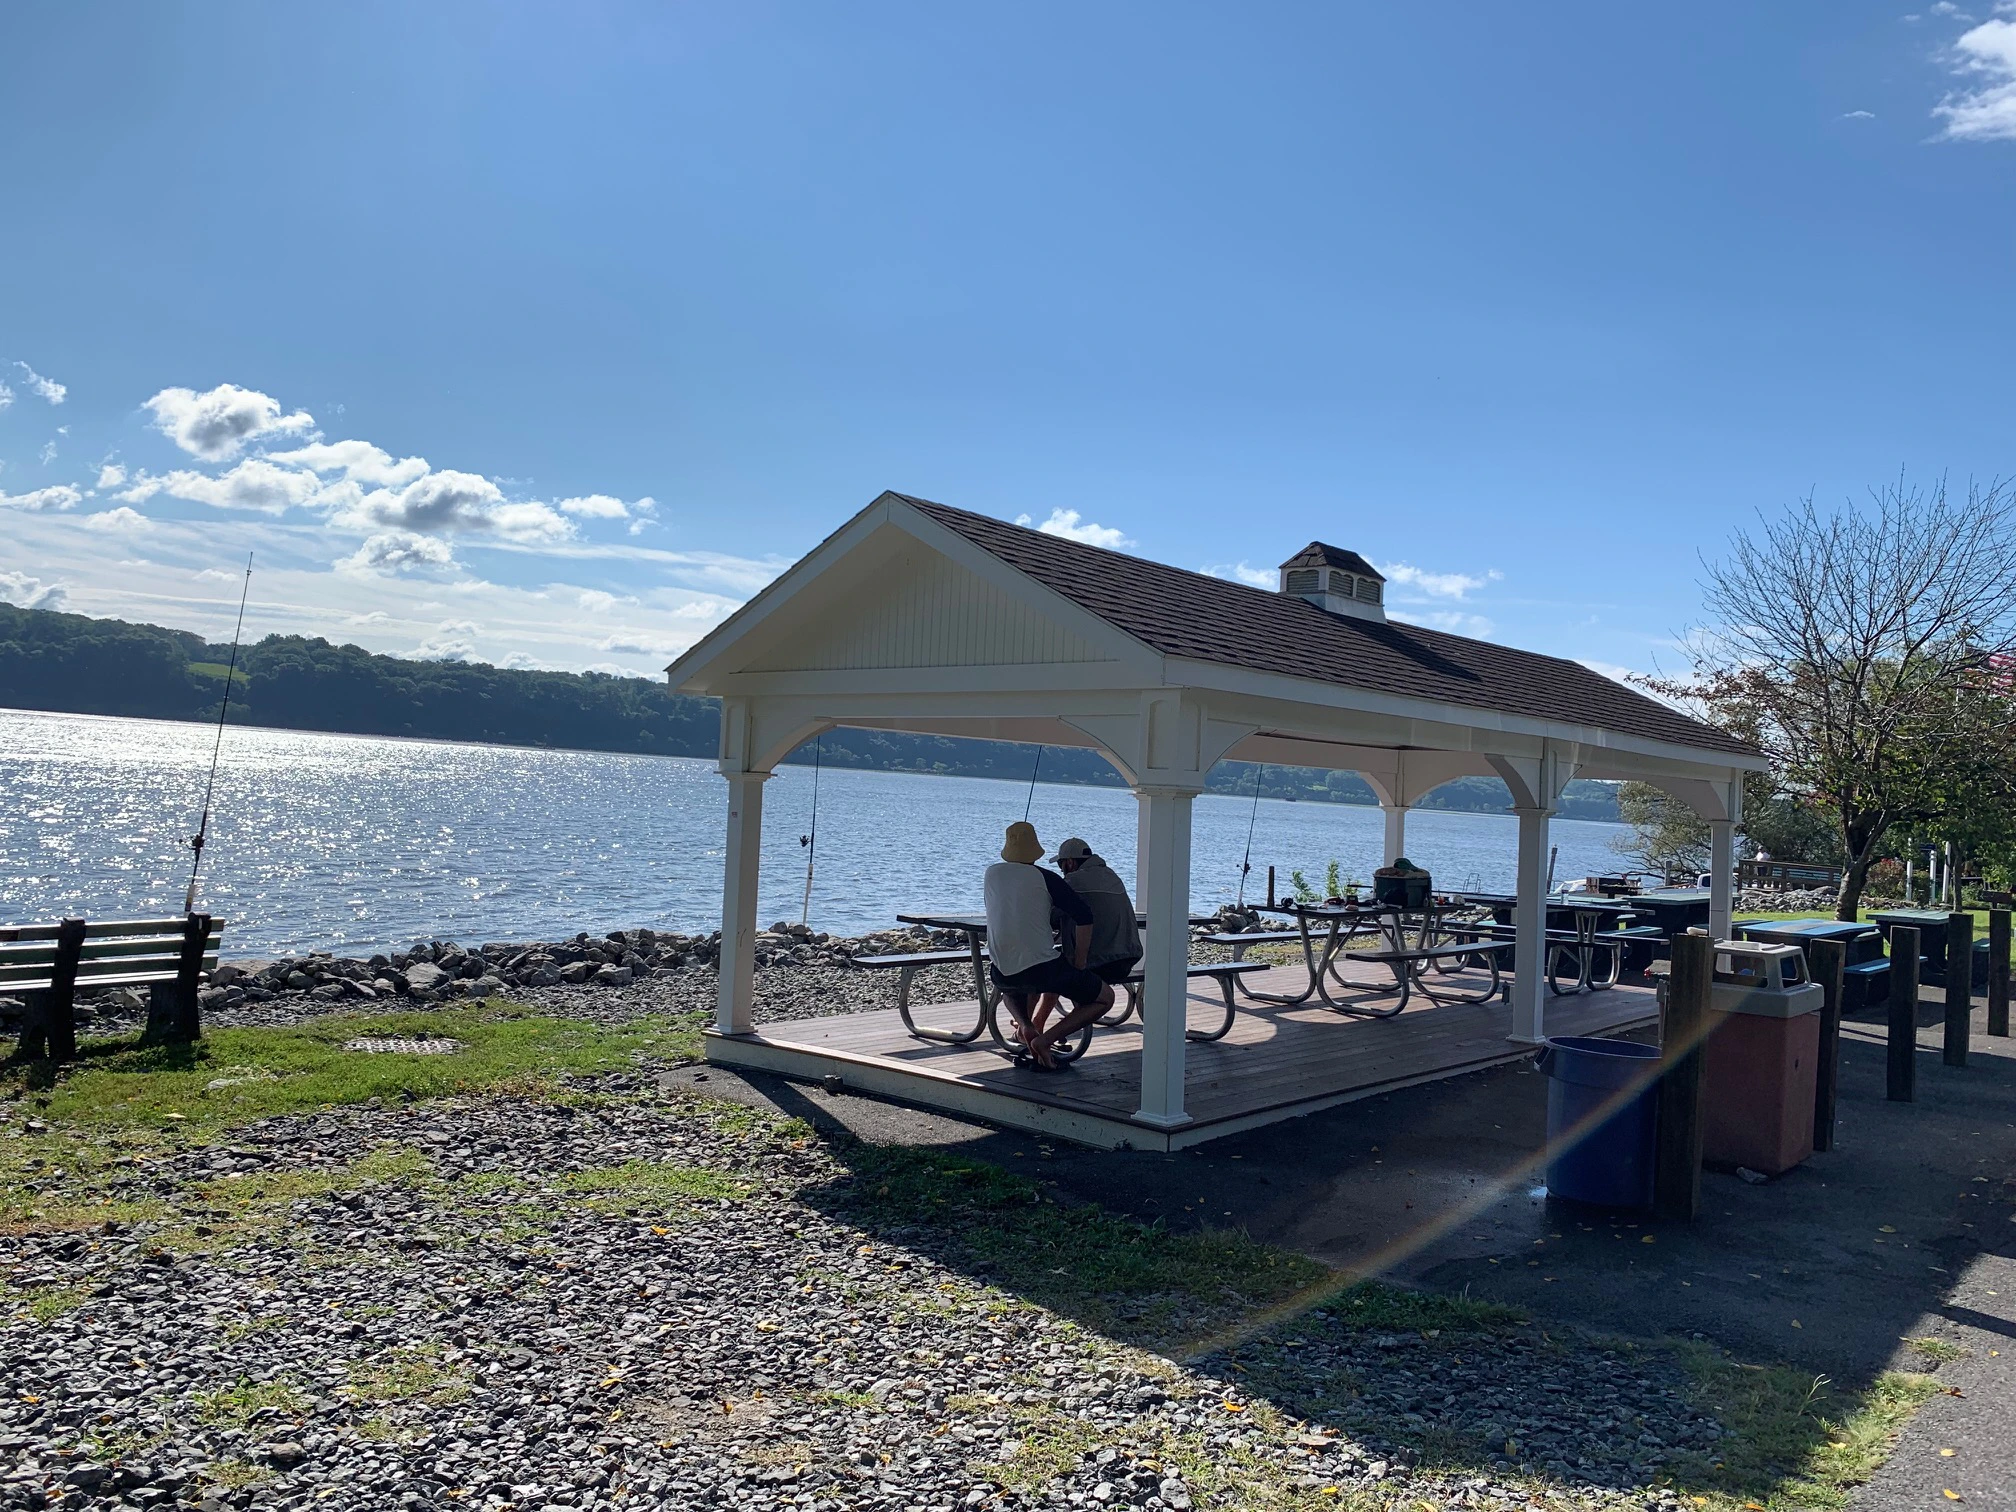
[0,917,227,943]
[1348,941,1514,964]
[0,952,217,989]
[852,950,978,969]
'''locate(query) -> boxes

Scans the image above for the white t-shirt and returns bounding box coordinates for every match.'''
[983,861,1059,977]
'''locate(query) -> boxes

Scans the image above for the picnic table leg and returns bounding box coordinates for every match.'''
[893,960,989,1046]
[1238,910,1324,1005]
[1186,974,1240,1042]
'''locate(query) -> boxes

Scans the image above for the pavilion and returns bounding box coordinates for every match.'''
[665,492,1765,1148]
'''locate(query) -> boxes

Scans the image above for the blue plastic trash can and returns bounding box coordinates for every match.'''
[1537,1036,1661,1209]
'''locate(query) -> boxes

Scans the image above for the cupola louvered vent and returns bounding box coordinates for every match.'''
[1277,544,1387,623]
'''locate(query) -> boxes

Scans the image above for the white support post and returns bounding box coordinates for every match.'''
[1381,804,1408,867]
[1134,789,1154,905]
[716,772,769,1035]
[1134,785,1197,1129]
[1709,820,1735,942]
[1510,805,1553,1045]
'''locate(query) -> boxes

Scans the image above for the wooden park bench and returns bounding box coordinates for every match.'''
[1,913,225,1061]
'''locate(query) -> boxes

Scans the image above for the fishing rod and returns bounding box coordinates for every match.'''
[1236,762,1267,907]
[1023,745,1044,822]
[184,553,253,915]
[798,732,824,926]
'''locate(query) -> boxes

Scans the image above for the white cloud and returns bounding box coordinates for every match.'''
[0,570,66,610]
[15,362,64,405]
[141,459,331,515]
[144,383,314,460]
[346,610,390,625]
[338,469,572,543]
[83,507,152,532]
[597,631,678,657]
[337,530,458,575]
[498,650,542,670]
[413,619,481,661]
[576,589,634,612]
[0,380,12,411]
[0,484,83,511]
[266,439,430,489]
[557,493,652,519]
[1378,562,1502,600]
[1936,13,2016,139]
[38,440,58,465]
[1841,109,1877,119]
[1201,561,1276,588]
[193,568,239,582]
[1013,508,1134,549]
[97,463,127,490]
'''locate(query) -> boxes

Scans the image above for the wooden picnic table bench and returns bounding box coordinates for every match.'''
[1,913,225,1060]
[853,945,1269,1055]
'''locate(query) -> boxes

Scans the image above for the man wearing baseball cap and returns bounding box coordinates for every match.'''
[982,821,1114,1069]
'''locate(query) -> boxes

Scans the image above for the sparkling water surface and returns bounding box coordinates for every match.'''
[0,708,1636,957]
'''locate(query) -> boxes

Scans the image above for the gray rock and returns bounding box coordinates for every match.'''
[592,965,633,987]
[404,961,450,995]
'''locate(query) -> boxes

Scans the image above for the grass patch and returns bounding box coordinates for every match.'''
[194,1377,312,1427]
[1669,1344,1941,1510]
[344,1343,470,1406]
[2,1004,701,1134]
[813,1142,1329,1352]
[1903,1336,1968,1366]
[5,1284,88,1323]
[555,1158,751,1216]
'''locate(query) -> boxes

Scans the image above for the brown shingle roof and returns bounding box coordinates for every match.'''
[899,494,1756,759]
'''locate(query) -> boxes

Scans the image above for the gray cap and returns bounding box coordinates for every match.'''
[1053,837,1093,862]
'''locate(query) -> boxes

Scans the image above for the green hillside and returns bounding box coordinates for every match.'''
[0,604,1621,819]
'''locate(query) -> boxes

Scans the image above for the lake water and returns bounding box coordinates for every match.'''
[0,708,1637,957]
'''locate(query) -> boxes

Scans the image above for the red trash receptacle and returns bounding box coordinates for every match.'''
[1701,943,1822,1176]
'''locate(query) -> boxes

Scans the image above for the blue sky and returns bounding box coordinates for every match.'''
[5,2,2016,679]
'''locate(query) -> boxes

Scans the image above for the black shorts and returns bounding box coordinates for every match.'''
[1091,956,1141,985]
[989,956,1106,1010]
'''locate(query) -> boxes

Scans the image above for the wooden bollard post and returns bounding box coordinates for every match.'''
[171,913,212,1043]
[1888,925,1920,1103]
[1989,908,2010,1038]
[1945,912,1973,1068]
[1655,932,1713,1221]
[44,917,86,1064]
[1808,937,1846,1154]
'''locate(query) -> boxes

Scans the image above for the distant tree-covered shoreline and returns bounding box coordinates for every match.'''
[0,604,1621,821]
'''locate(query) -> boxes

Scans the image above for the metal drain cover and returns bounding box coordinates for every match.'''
[342,1036,464,1055]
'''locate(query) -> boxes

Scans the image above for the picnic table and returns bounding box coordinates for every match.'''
[1870,908,1957,985]
[1736,918,1881,960]
[1621,888,1713,937]
[873,909,1252,1057]
[1451,892,1654,992]
[1236,899,1512,1017]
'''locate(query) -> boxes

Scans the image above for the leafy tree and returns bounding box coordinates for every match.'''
[1656,477,2016,919]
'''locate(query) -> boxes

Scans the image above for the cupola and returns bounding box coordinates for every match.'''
[1278,543,1387,623]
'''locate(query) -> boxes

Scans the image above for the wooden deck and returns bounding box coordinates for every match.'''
[706,960,1660,1150]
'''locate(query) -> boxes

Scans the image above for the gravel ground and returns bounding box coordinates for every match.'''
[3,1072,1721,1512]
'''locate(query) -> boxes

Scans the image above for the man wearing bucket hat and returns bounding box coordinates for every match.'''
[982,821,1114,1069]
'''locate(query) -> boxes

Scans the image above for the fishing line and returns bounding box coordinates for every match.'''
[1236,762,1266,907]
[184,553,253,915]
[1023,745,1044,822]
[798,732,824,926]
